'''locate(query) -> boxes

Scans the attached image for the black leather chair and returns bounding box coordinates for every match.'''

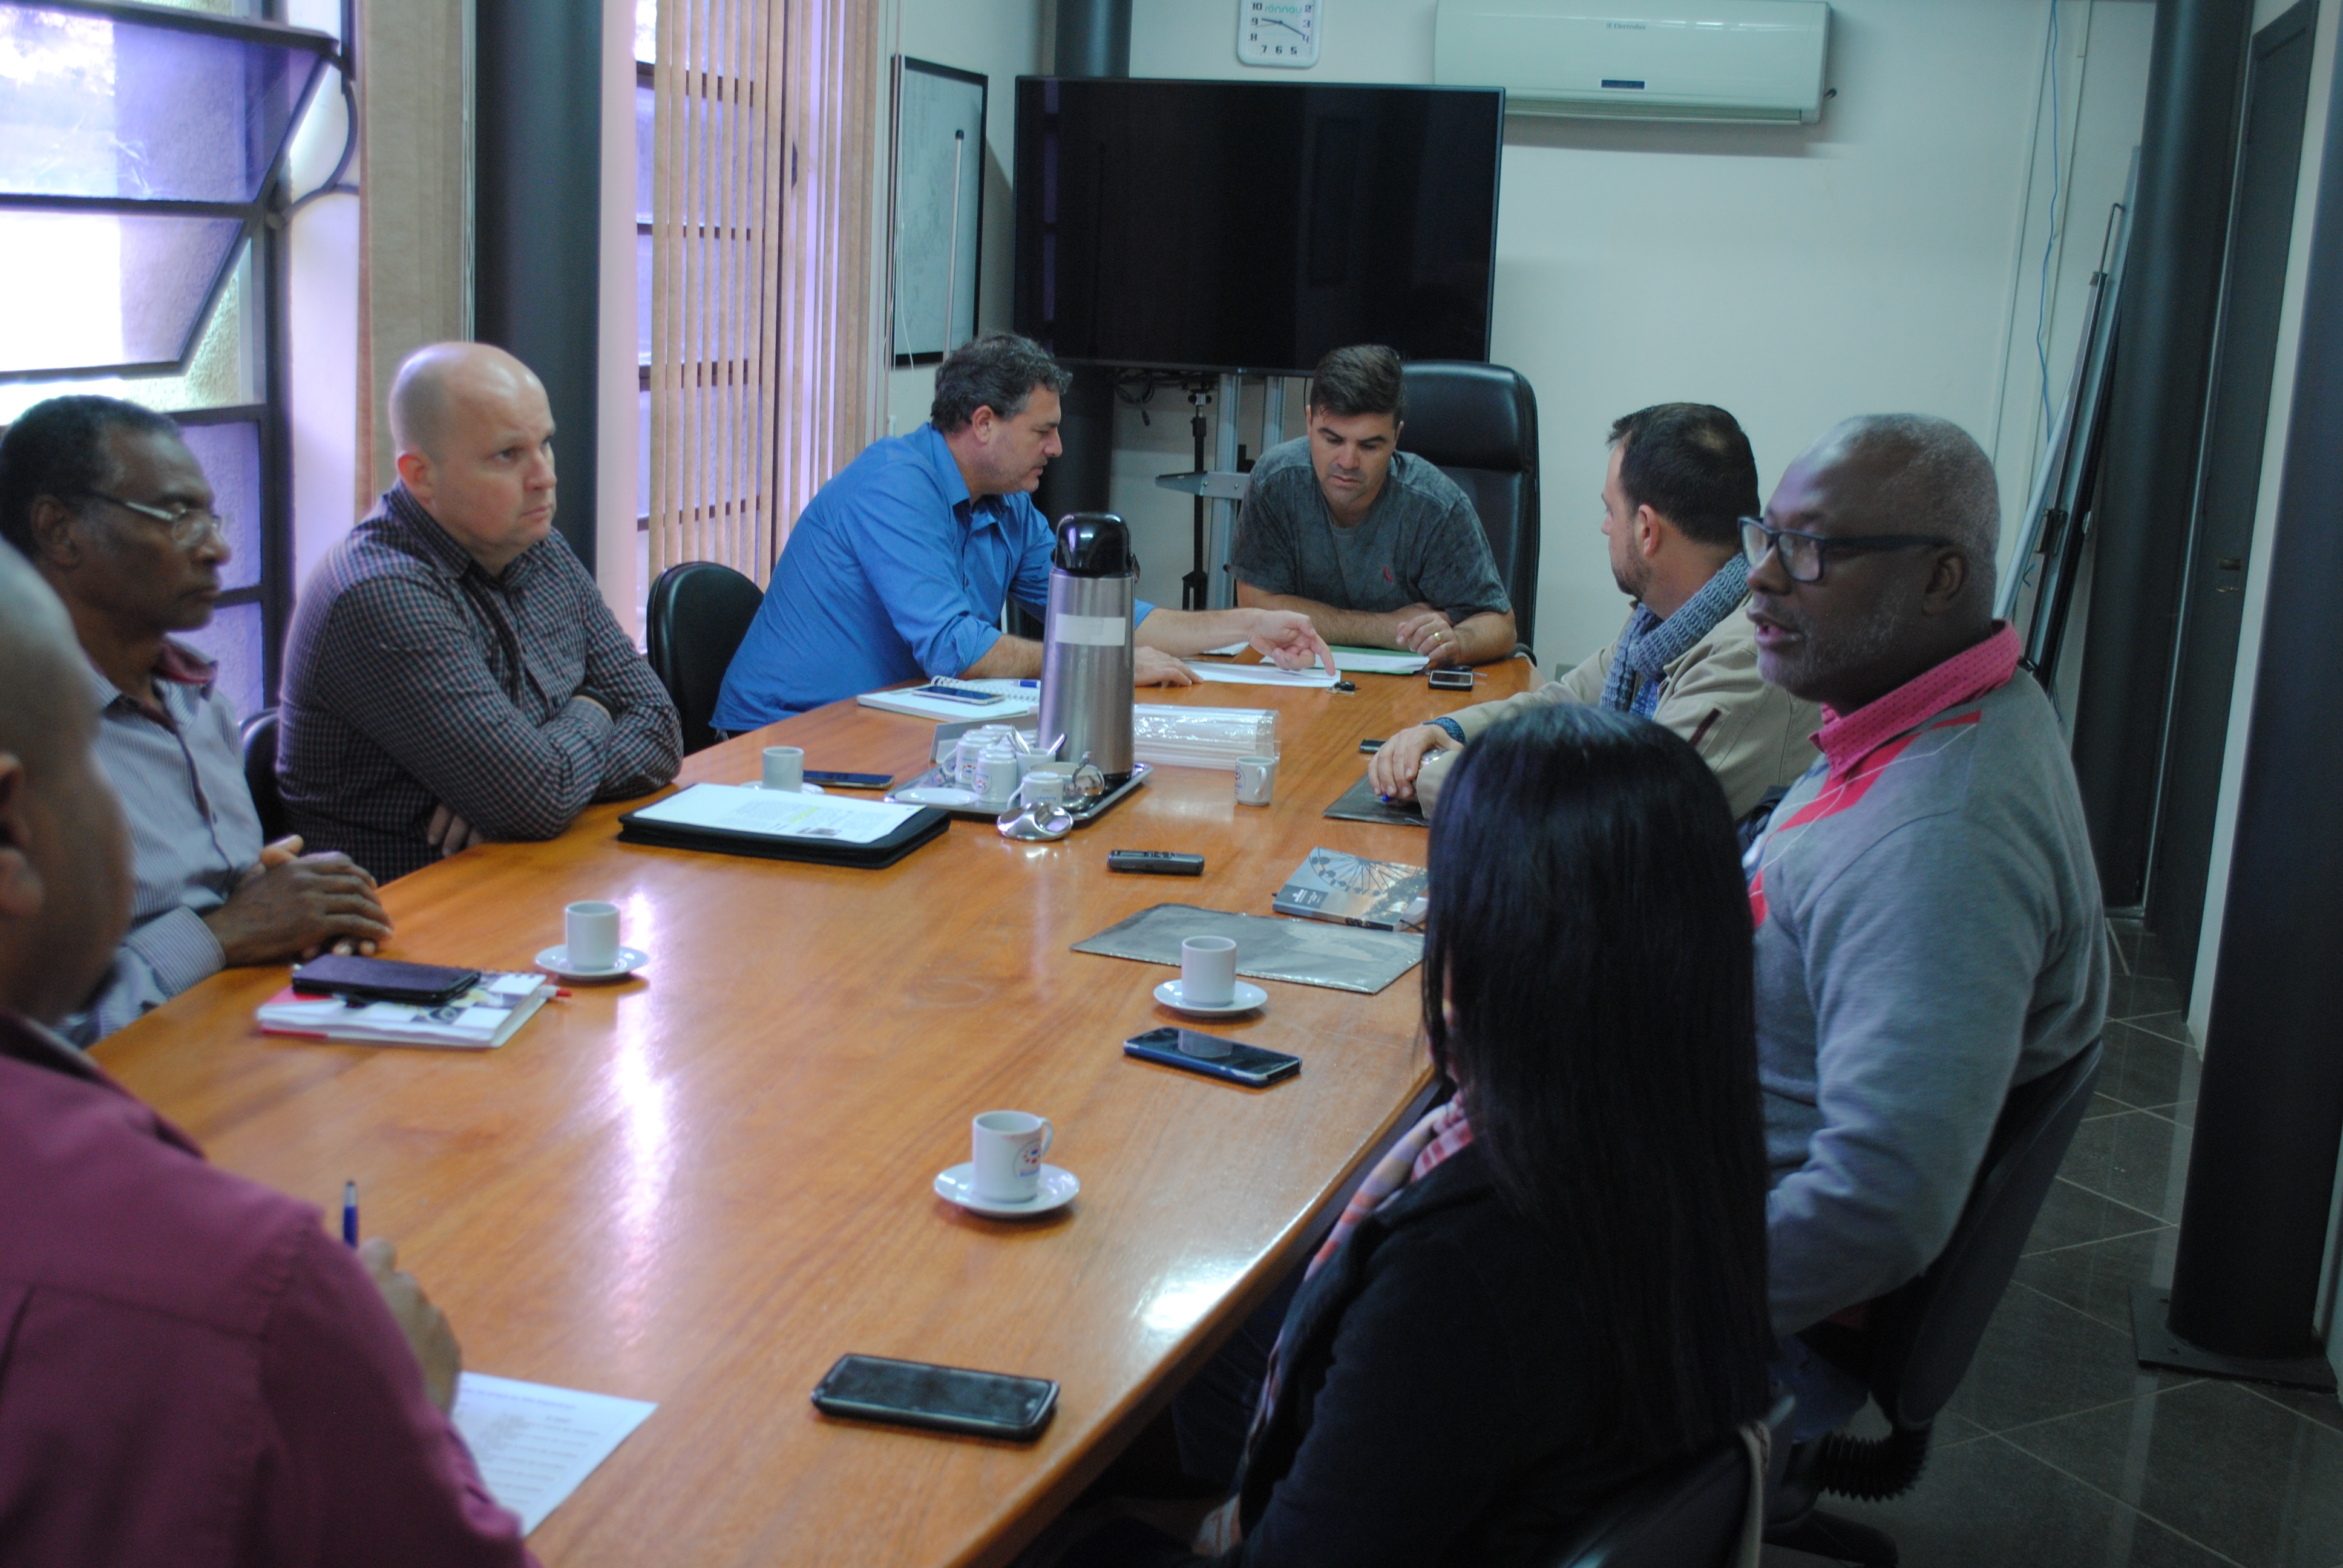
[645,560,765,754]
[1397,361,1541,658]
[1547,1392,1794,1568]
[238,708,287,841]
[1766,1040,2105,1566]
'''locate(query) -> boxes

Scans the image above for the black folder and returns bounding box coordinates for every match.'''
[616,794,951,869]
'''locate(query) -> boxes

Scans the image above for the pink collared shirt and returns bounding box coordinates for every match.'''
[0,1008,534,1568]
[1812,623,2024,783]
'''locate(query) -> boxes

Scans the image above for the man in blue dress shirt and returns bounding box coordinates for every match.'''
[713,334,1334,728]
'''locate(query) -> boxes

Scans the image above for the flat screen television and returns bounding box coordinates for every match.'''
[1014,77,1504,376]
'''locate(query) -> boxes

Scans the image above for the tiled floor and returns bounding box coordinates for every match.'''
[1767,918,2343,1568]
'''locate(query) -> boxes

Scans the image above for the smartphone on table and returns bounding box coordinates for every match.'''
[810,1353,1058,1440]
[289,955,480,1007]
[1124,1027,1301,1088]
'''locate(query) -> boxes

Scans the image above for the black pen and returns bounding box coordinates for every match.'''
[342,1180,358,1247]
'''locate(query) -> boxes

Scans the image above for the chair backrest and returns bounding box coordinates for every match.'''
[1545,1393,1792,1568]
[239,707,286,841]
[1867,1040,2105,1427]
[645,561,765,754]
[1397,361,1541,654]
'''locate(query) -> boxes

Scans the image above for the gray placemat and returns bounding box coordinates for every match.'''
[1322,772,1427,829]
[1072,903,1423,995]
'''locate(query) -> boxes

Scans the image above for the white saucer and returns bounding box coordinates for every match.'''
[895,785,981,806]
[742,781,825,794]
[536,944,649,983]
[934,1162,1080,1218]
[1154,979,1270,1016]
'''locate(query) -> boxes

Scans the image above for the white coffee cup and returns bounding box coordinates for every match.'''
[976,740,1020,806]
[971,1109,1054,1203]
[953,732,991,789]
[1181,935,1238,1006]
[1020,768,1069,806]
[762,745,804,791]
[1235,754,1277,807]
[565,900,620,970]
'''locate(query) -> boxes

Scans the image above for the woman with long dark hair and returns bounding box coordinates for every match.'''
[1085,704,1774,1567]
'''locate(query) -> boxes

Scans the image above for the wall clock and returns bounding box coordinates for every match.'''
[1238,0,1320,68]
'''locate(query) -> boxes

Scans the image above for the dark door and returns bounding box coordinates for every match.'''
[2145,0,2316,990]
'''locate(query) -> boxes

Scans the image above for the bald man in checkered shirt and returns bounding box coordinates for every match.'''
[278,345,680,881]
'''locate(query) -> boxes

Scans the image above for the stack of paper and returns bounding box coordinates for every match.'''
[626,783,923,845]
[1182,662,1339,690]
[1326,645,1431,676]
[258,972,553,1050]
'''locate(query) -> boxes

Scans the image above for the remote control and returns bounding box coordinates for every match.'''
[1107,850,1205,876]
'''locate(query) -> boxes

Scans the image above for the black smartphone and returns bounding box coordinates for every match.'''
[289,955,480,1007]
[1124,1027,1301,1088]
[804,769,893,789]
[810,1353,1059,1441]
[1427,667,1475,690]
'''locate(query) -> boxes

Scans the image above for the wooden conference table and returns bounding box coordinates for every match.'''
[96,659,1534,1567]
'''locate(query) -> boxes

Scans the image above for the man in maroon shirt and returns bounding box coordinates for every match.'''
[0,544,534,1567]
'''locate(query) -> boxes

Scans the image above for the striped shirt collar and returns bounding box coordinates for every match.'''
[1814,622,2023,782]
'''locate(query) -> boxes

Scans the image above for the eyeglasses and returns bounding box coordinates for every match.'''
[1739,518,1958,585]
[78,491,228,547]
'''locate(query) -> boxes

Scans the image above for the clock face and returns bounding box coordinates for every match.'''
[1238,0,1320,68]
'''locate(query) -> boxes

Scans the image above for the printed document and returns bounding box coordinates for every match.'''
[630,783,921,845]
[451,1373,657,1535]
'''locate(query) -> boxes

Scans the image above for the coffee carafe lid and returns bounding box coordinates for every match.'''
[1053,513,1133,577]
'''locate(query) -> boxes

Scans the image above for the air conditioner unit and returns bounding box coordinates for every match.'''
[1434,0,1831,124]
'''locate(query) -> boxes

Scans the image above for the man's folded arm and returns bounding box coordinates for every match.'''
[316,578,614,841]
[575,580,682,797]
[1766,817,2048,1334]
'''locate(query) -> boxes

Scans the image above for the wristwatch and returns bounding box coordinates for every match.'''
[1427,717,1467,745]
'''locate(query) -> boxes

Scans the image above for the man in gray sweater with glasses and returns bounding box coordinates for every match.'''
[1740,414,2107,1440]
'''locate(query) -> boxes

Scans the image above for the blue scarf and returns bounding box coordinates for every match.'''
[1599,557,1752,717]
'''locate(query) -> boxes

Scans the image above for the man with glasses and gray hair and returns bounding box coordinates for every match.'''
[1740,413,2106,1441]
[0,396,393,1044]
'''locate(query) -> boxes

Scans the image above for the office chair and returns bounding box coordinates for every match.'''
[645,561,765,754]
[239,708,287,841]
[1765,1040,2105,1567]
[1546,1392,1794,1568]
[1397,361,1542,659]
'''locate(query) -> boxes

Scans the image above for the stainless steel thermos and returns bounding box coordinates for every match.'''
[1035,513,1136,783]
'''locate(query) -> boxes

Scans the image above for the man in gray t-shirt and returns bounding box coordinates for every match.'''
[1230,346,1515,667]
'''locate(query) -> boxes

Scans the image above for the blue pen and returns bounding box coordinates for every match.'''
[341,1180,358,1247]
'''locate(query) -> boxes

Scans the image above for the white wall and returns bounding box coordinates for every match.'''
[283,0,362,593]
[1116,0,2155,667]
[879,0,1046,437]
[598,0,640,635]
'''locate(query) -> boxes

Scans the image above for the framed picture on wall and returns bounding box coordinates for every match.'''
[890,56,988,366]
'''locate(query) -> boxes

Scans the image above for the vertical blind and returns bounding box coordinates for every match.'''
[648,0,881,584]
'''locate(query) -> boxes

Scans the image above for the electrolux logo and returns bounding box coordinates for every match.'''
[1605,20,1648,27]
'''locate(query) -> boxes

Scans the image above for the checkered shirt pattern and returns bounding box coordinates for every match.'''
[277,486,681,882]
